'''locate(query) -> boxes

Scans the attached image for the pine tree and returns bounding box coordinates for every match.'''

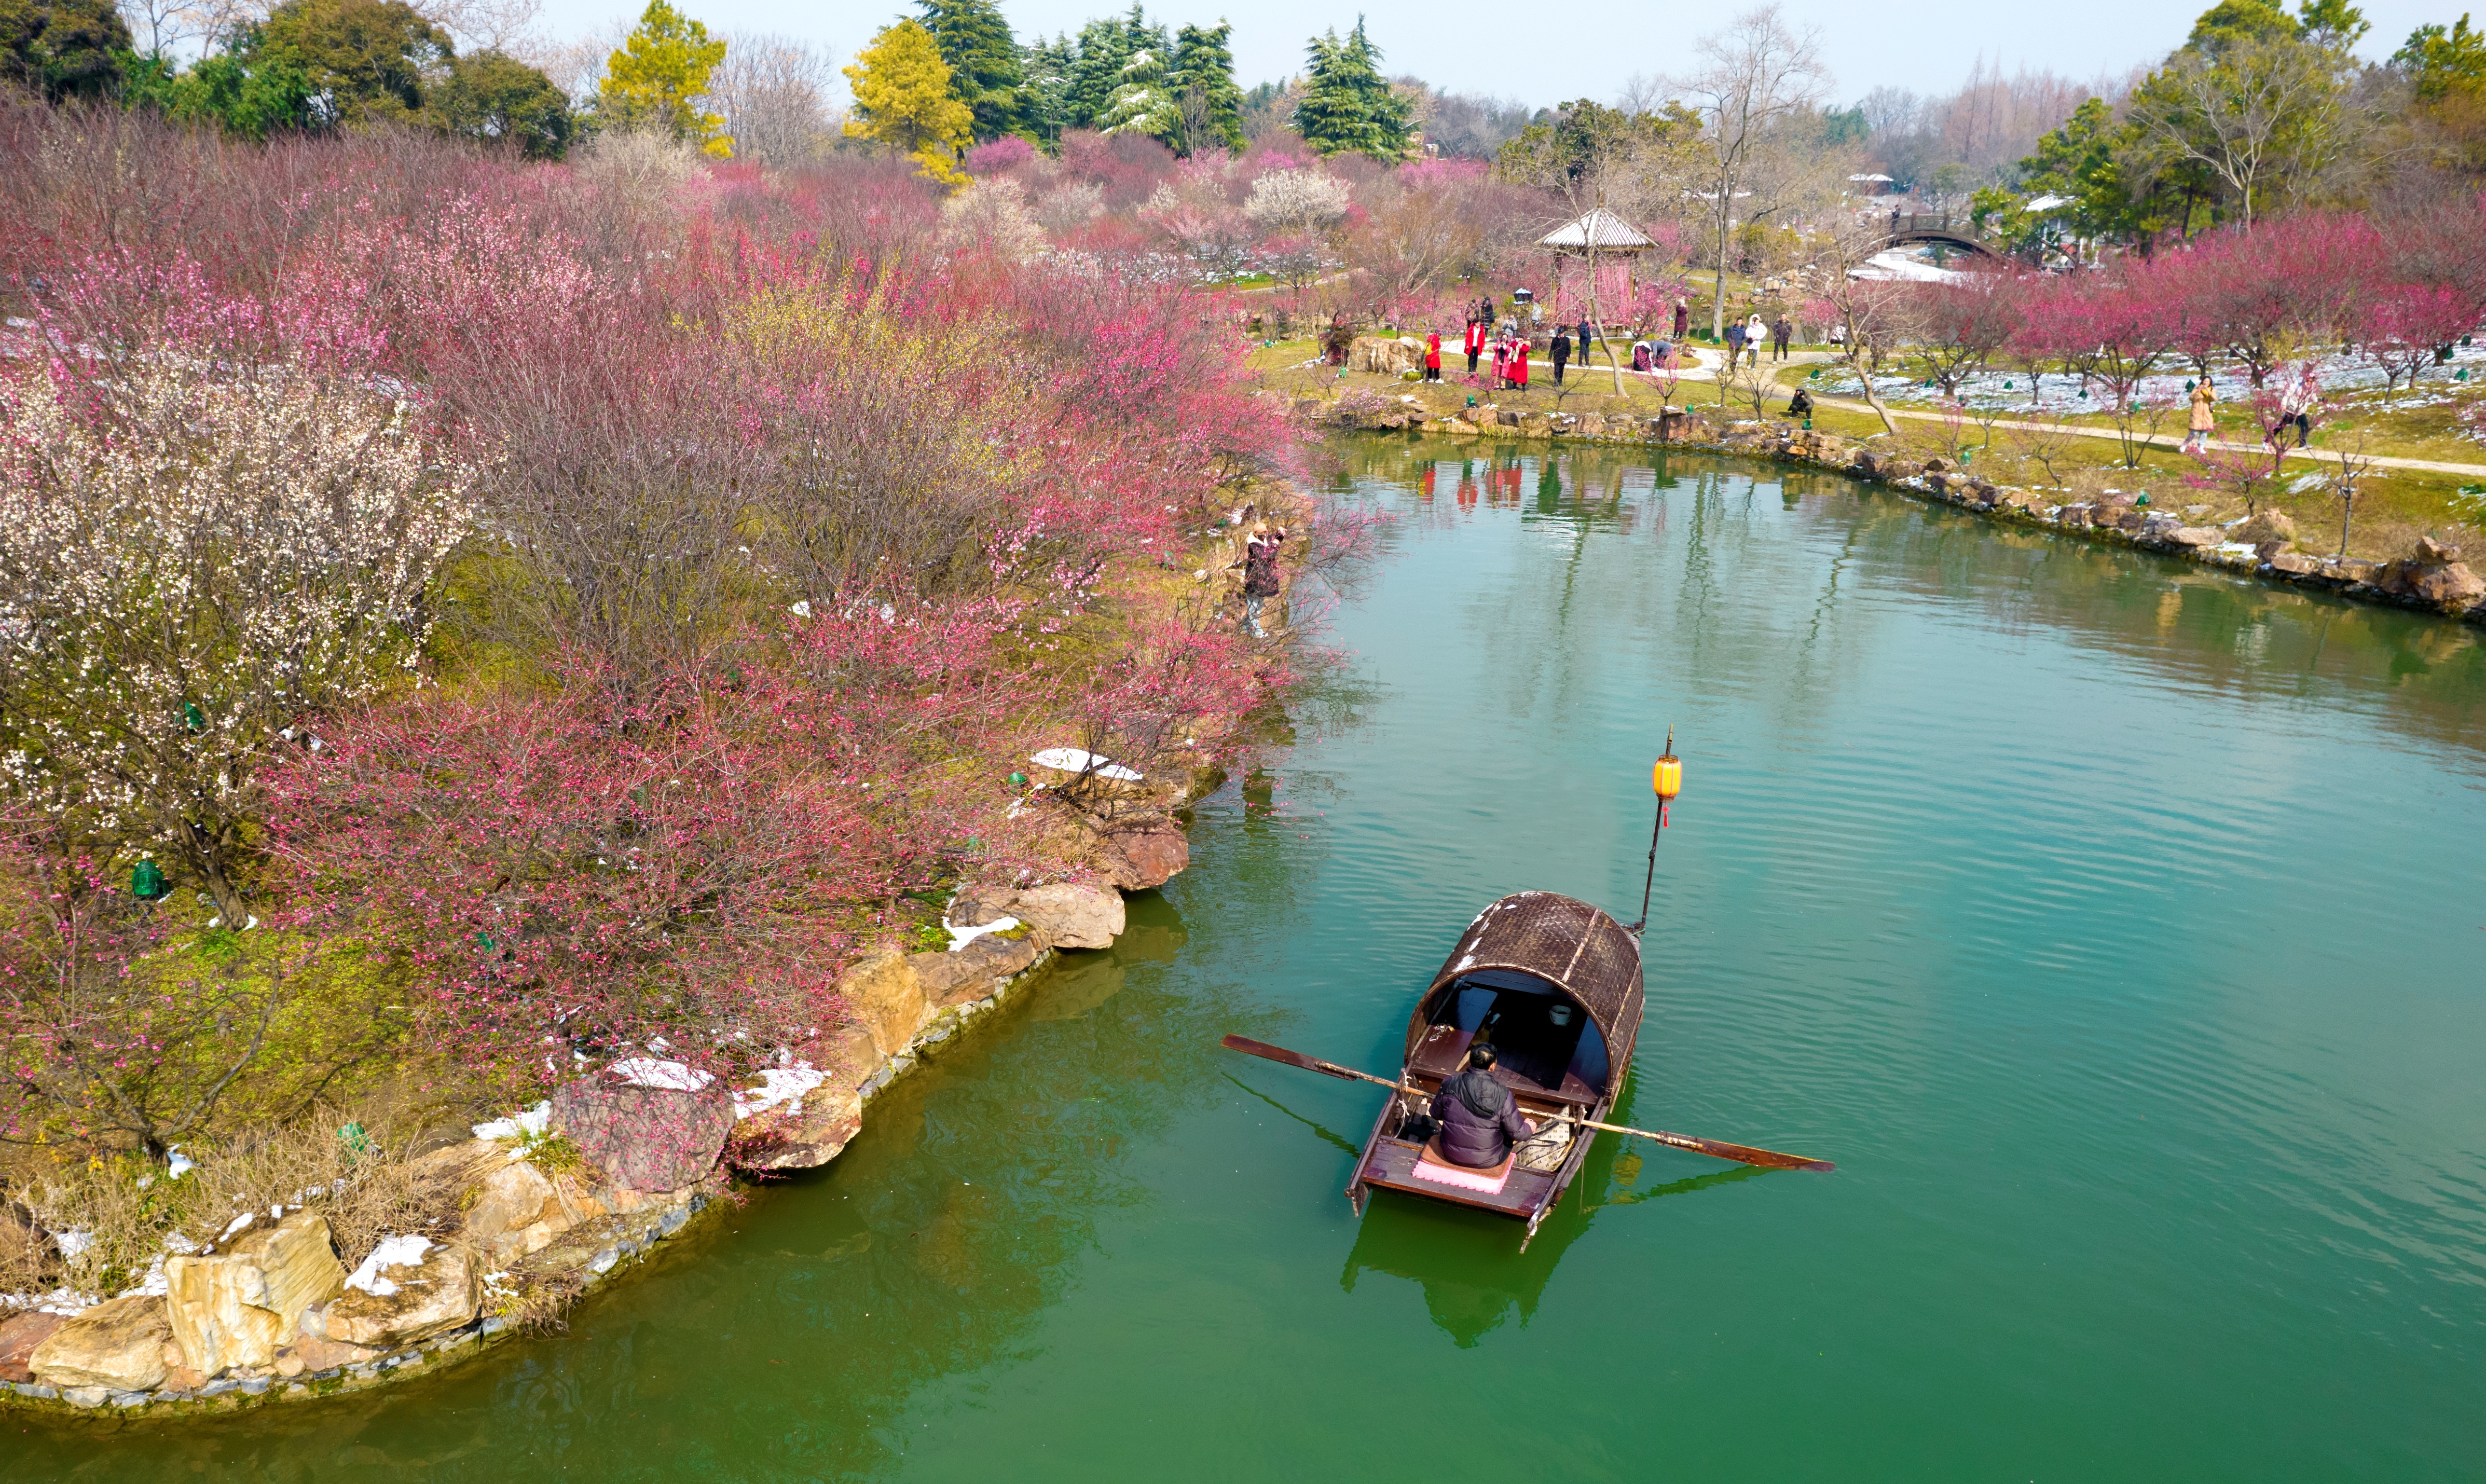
[1022,33,1074,142]
[914,0,1025,142]
[1061,13,1131,128]
[1291,17,1411,159]
[843,18,973,183]
[1167,20,1243,154]
[600,0,732,157]
[1097,36,1180,143]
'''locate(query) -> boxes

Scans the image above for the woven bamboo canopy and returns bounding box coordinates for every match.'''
[1537,208,1656,254]
[1413,891,1645,1064]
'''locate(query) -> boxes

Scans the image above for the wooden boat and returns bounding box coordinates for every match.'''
[1345,889,1644,1249]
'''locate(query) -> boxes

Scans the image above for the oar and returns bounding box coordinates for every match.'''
[1219,1034,1835,1173]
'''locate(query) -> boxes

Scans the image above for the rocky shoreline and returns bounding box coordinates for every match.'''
[0,493,1286,1426]
[0,781,1209,1422]
[1303,393,2486,624]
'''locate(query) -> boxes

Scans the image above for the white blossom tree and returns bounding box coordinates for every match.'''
[0,356,477,924]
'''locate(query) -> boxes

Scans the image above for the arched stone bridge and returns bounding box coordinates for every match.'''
[1878,212,2003,261]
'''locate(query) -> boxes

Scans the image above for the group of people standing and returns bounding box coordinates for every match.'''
[1723,312,1795,370]
[1433,298,1609,393]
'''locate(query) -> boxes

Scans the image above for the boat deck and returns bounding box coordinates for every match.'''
[1356,1135,1559,1218]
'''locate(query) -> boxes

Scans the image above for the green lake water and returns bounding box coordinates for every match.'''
[17,439,2486,1481]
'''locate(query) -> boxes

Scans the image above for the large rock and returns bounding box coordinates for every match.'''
[1009,882,1125,950]
[163,1210,345,1378]
[462,1152,569,1263]
[2417,534,2463,563]
[321,1242,478,1349]
[0,1309,65,1383]
[1094,826,1189,891]
[2411,561,2485,607]
[552,1070,735,1194]
[2268,551,2319,575]
[284,1332,380,1373]
[2163,525,2222,548]
[730,1025,880,1172]
[910,931,1045,1011]
[29,1295,172,1391]
[2236,509,2297,545]
[840,947,928,1056]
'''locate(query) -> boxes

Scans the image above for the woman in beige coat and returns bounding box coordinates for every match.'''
[2183,380,2217,453]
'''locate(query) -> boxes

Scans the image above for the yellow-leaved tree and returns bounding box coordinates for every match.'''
[599,0,733,158]
[842,20,972,184]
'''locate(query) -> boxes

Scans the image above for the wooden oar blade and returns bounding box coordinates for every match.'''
[1672,1133,1834,1172]
[1220,1034,1366,1082]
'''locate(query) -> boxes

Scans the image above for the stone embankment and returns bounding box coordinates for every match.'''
[1299,392,2486,624]
[0,514,1285,1423]
[0,781,1211,1421]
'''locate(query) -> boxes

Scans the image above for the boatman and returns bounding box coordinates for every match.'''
[1432,1046,1534,1167]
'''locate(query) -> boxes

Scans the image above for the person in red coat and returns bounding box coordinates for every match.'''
[1510,338,1530,391]
[1424,329,1443,381]
[1464,318,1485,376]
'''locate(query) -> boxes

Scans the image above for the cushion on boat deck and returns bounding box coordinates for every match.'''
[1411,1138,1515,1193]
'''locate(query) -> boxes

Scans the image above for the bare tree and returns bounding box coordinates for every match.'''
[1674,5,1832,338]
[120,0,261,60]
[1800,215,1914,436]
[710,34,834,167]
[425,0,547,63]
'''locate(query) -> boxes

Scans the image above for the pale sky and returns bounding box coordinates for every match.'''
[538,0,2449,111]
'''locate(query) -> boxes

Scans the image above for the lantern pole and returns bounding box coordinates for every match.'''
[1627,728,1681,935]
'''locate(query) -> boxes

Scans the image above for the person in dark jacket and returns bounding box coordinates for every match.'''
[1431,1045,1533,1167]
[1235,521,1286,638]
[1550,326,1571,384]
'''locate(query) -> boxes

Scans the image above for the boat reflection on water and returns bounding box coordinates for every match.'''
[1338,1077,1769,1348]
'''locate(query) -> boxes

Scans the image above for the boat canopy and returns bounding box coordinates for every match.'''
[1413,891,1644,1064]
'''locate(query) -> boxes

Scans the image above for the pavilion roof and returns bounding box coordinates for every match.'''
[1537,207,1656,252]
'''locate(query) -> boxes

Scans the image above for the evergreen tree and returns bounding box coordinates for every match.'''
[0,0,131,102]
[1022,33,1074,142]
[1167,20,1243,154]
[1290,17,1411,159]
[914,0,1025,142]
[1061,12,1132,128]
[843,18,973,182]
[1097,33,1179,143]
[254,0,451,128]
[437,48,574,159]
[599,0,731,156]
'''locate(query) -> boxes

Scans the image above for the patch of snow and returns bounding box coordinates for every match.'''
[608,1057,714,1092]
[58,1229,95,1260]
[473,1101,551,1140]
[946,915,1021,952]
[1852,249,1970,284]
[2215,542,2260,557]
[218,1213,255,1241]
[346,1235,432,1297]
[166,1148,196,1180]
[2,1286,100,1316]
[1028,747,1143,782]
[734,1065,826,1121]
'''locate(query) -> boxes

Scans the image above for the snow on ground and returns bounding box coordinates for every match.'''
[607,1057,714,1092]
[346,1234,433,1296]
[733,1065,826,1121]
[472,1101,551,1140]
[946,915,1022,952]
[1809,339,2486,416]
